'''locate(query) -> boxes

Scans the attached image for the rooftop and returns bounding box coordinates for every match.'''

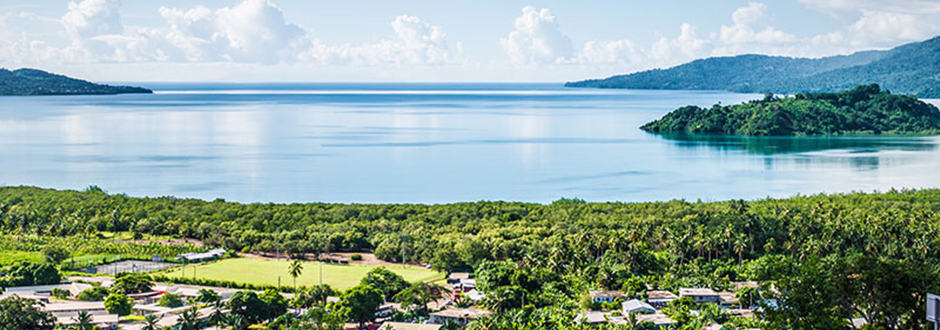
[622,299,656,313]
[589,290,625,298]
[647,290,679,300]
[430,307,493,319]
[43,301,106,313]
[379,322,443,330]
[679,288,719,297]
[635,313,677,326]
[718,292,739,304]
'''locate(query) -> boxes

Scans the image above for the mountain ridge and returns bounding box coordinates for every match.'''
[0,68,152,96]
[566,35,940,98]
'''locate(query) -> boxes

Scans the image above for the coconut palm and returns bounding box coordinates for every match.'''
[208,299,226,326]
[176,306,200,330]
[288,259,304,290]
[142,313,162,330]
[72,311,95,330]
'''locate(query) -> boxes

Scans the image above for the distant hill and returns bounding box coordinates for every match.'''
[641,84,940,136]
[567,35,940,98]
[0,68,151,96]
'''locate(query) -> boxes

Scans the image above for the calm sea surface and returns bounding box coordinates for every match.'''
[2,83,939,203]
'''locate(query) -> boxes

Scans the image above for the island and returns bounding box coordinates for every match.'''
[0,68,151,96]
[567,34,940,98]
[641,84,940,136]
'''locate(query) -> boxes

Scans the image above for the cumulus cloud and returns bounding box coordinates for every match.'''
[0,0,461,67]
[157,0,308,63]
[501,6,573,65]
[719,2,796,45]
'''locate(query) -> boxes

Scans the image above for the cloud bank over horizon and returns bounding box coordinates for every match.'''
[0,0,937,81]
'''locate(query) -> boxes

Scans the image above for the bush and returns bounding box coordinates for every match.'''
[41,246,69,265]
[104,293,133,316]
[157,293,184,308]
[50,288,70,300]
[77,287,110,301]
[350,254,362,261]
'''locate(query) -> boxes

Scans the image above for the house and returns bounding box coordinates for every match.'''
[574,311,610,325]
[447,273,471,285]
[465,289,485,302]
[731,281,760,292]
[728,309,754,318]
[57,314,119,329]
[589,291,625,304]
[429,308,493,327]
[376,303,397,318]
[679,288,720,304]
[634,313,678,328]
[622,299,656,314]
[718,292,740,308]
[454,278,476,293]
[701,323,726,330]
[379,322,442,330]
[646,290,678,307]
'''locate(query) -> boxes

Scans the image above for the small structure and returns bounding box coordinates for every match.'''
[454,278,476,293]
[622,299,656,314]
[635,313,678,328]
[376,303,396,318]
[176,248,226,262]
[447,273,471,284]
[379,322,442,330]
[718,292,740,308]
[589,291,625,304]
[57,314,119,328]
[679,288,720,304]
[701,323,726,330]
[647,290,679,307]
[731,281,760,292]
[728,309,754,318]
[429,308,493,327]
[574,311,609,325]
[465,289,485,302]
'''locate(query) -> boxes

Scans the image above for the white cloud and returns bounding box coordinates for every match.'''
[575,39,639,65]
[501,6,573,65]
[157,0,308,63]
[719,2,796,45]
[62,0,124,38]
[649,23,710,66]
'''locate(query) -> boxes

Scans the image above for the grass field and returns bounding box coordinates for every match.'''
[157,258,443,290]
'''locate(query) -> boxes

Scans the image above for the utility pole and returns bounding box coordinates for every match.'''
[401,234,407,269]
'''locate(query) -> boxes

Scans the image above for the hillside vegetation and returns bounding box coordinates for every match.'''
[567,35,940,98]
[2,186,940,328]
[641,84,940,136]
[0,68,151,96]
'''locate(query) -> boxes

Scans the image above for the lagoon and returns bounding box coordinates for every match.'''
[1,83,938,203]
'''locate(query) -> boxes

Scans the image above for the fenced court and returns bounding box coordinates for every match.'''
[80,260,176,275]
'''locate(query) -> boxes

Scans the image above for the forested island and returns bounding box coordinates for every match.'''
[567,35,940,98]
[641,84,940,136]
[0,68,151,96]
[1,185,939,329]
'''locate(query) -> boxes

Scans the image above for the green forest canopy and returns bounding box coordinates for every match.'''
[640,84,940,136]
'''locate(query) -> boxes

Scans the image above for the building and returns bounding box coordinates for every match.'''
[379,322,442,330]
[646,290,678,307]
[574,311,610,325]
[589,291,625,304]
[465,289,485,302]
[429,308,493,327]
[622,299,656,314]
[718,292,740,308]
[679,288,720,304]
[454,278,476,293]
[701,323,726,330]
[176,248,227,262]
[446,273,471,285]
[634,313,678,328]
[376,303,397,318]
[57,314,119,329]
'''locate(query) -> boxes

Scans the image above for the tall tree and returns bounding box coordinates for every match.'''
[337,284,383,329]
[288,260,304,290]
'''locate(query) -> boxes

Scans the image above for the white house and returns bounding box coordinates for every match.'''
[646,290,678,307]
[679,288,720,304]
[429,308,492,327]
[589,291,625,304]
[622,299,656,314]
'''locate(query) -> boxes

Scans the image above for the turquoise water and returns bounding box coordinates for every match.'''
[1,83,938,203]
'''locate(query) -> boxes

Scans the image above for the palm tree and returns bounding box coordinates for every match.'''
[226,313,246,330]
[177,306,200,330]
[288,259,304,290]
[142,313,162,330]
[73,311,95,330]
[209,299,226,326]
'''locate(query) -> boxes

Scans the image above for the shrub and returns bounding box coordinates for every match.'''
[77,287,110,301]
[104,293,133,316]
[350,254,362,261]
[157,293,184,308]
[50,288,70,300]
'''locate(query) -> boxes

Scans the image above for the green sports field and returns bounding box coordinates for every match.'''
[157,258,442,290]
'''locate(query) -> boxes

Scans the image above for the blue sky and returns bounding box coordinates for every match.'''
[0,0,938,82]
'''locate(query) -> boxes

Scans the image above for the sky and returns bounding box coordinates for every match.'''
[0,0,939,82]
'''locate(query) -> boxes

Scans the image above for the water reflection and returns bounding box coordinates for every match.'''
[655,133,938,155]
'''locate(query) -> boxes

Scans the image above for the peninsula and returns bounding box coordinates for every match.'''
[641,84,940,136]
[0,68,151,96]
